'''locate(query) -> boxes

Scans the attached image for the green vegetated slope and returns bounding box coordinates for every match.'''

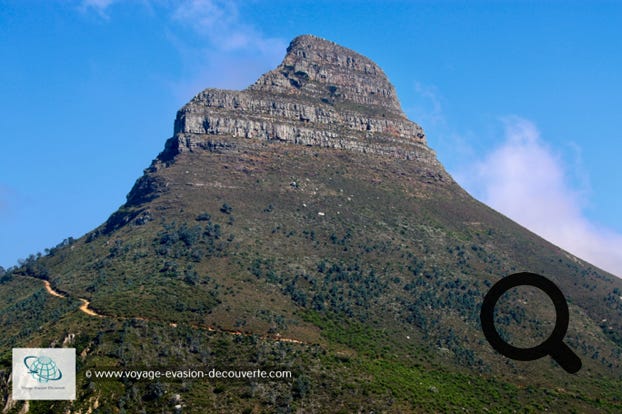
[1,138,621,413]
[2,34,622,412]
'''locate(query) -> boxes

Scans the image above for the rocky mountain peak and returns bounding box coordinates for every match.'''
[249,34,404,114]
[166,34,441,168]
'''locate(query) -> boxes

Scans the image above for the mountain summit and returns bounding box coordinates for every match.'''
[168,34,438,165]
[1,35,621,413]
[251,34,404,113]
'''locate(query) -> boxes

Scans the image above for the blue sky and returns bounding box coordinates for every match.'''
[1,0,621,276]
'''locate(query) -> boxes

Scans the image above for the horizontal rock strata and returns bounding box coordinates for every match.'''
[162,35,441,167]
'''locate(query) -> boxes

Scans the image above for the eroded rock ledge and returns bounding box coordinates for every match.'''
[165,35,441,165]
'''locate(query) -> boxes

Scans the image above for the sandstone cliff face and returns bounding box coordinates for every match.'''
[122,35,448,211]
[251,34,404,113]
[164,35,442,166]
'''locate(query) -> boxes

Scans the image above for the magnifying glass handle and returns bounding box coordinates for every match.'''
[549,342,582,374]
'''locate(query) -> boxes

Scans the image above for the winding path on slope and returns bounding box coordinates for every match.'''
[42,280,64,299]
[40,279,102,317]
[20,275,304,344]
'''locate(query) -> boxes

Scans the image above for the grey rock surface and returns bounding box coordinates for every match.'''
[166,35,442,167]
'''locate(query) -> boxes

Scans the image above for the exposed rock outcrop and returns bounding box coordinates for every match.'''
[123,35,447,211]
[164,35,441,166]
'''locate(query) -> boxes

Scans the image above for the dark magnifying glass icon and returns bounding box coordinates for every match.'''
[480,272,582,374]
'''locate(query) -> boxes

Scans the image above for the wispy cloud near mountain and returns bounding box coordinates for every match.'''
[168,0,286,95]
[78,0,285,96]
[458,117,622,277]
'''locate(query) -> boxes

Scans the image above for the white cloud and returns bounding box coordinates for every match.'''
[81,0,117,8]
[457,117,622,277]
[76,0,286,97]
[170,0,283,52]
[79,0,120,17]
[172,0,237,37]
[168,0,286,96]
[411,81,445,126]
